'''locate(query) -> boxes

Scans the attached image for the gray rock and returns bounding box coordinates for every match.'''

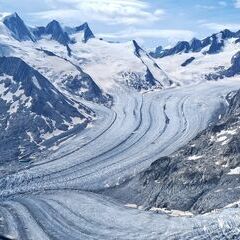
[105,89,240,214]
[0,56,93,165]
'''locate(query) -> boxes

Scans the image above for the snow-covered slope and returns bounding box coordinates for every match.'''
[132,40,173,89]
[153,35,240,85]
[0,13,173,102]
[14,45,112,105]
[64,38,173,92]
[0,56,93,163]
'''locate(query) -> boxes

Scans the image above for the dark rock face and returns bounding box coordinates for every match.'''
[124,67,160,91]
[105,89,240,214]
[3,13,35,42]
[144,68,159,87]
[63,70,112,105]
[32,20,71,46]
[225,51,240,77]
[151,41,191,58]
[45,20,71,45]
[31,26,45,38]
[0,57,84,120]
[205,35,224,54]
[150,29,236,58]
[0,57,91,164]
[123,71,155,91]
[132,40,143,57]
[181,57,195,67]
[206,51,240,80]
[75,23,95,43]
[149,46,163,58]
[65,22,95,43]
[173,41,190,53]
[221,29,236,39]
[130,40,171,90]
[190,38,202,52]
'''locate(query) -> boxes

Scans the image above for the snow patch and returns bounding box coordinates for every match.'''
[228,167,240,175]
[188,155,203,161]
[150,207,193,217]
[71,116,84,125]
[217,129,238,136]
[32,76,42,90]
[41,129,64,140]
[26,131,35,143]
[125,203,138,209]
[216,136,228,142]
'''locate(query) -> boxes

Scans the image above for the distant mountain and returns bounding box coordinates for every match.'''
[0,12,173,94]
[65,22,95,43]
[3,12,35,42]
[31,20,95,45]
[132,40,173,89]
[150,29,240,58]
[0,43,12,57]
[32,20,71,46]
[1,13,95,45]
[206,51,240,80]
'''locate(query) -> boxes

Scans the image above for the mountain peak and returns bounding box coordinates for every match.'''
[220,29,235,39]
[151,28,240,58]
[46,20,61,29]
[132,40,144,57]
[189,38,202,52]
[9,12,18,18]
[2,12,35,42]
[64,22,94,43]
[44,20,70,45]
[75,22,90,32]
[77,22,89,29]
[190,37,200,42]
[75,22,95,43]
[45,20,63,35]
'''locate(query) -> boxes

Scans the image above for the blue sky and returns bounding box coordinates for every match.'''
[1,0,240,48]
